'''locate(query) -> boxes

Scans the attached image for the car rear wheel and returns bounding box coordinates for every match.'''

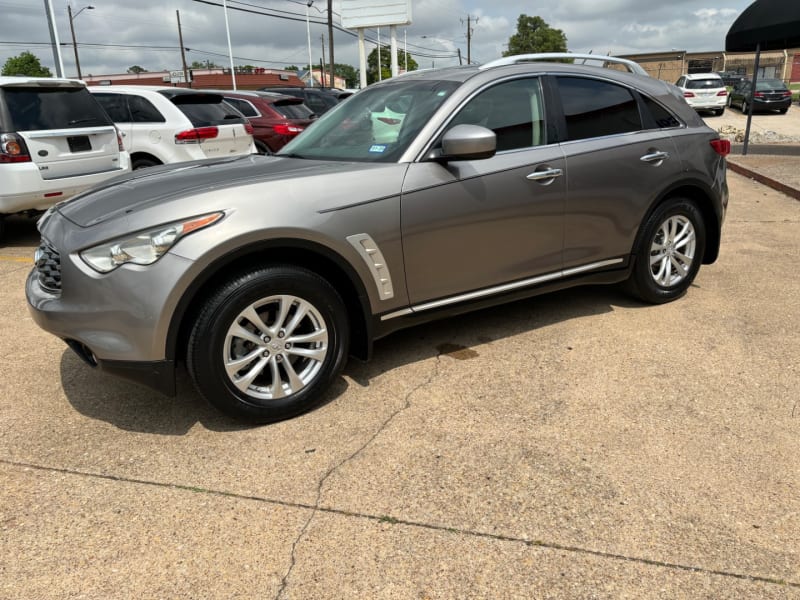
[187,265,349,422]
[625,198,706,304]
[742,100,749,114]
[715,108,725,116]
[132,157,161,170]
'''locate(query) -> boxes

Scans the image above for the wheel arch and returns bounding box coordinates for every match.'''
[633,181,722,264]
[130,151,164,168]
[166,239,374,365]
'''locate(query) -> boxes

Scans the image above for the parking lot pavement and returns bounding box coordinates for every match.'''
[703,101,800,143]
[1,173,799,598]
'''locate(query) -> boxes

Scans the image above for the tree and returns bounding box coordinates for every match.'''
[503,15,567,56]
[284,65,300,71]
[127,65,148,74]
[189,60,221,69]
[366,48,418,85]
[2,51,52,77]
[332,63,358,88]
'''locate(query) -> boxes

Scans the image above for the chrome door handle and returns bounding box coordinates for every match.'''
[640,151,670,164]
[526,168,563,182]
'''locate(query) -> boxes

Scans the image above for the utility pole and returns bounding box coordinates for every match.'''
[327,0,334,89]
[176,10,190,87]
[463,15,477,64]
[43,0,64,77]
[320,35,327,87]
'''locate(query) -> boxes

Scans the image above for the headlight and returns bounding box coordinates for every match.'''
[80,212,224,273]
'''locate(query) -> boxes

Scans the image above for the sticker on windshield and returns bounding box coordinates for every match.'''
[369,144,387,153]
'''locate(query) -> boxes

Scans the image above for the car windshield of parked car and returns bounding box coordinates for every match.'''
[2,86,111,131]
[685,78,724,90]
[277,79,460,162]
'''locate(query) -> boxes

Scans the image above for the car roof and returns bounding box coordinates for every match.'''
[0,76,85,88]
[682,73,723,80]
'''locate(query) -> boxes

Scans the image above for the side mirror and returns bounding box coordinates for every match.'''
[437,124,496,161]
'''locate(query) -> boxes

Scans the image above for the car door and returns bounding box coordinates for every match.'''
[401,76,566,305]
[551,76,684,270]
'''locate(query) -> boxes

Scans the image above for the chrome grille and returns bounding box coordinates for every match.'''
[35,240,61,293]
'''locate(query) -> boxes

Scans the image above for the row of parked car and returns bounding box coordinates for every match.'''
[676,71,794,116]
[0,77,350,238]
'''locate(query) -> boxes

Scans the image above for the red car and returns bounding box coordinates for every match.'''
[215,90,316,154]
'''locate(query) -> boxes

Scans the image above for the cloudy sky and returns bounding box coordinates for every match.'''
[0,0,753,78]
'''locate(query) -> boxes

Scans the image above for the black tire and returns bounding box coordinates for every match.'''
[132,157,161,170]
[779,108,788,115]
[625,198,706,304]
[187,265,350,422]
[715,108,725,116]
[742,101,749,114]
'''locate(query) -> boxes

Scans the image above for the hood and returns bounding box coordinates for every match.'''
[56,154,373,227]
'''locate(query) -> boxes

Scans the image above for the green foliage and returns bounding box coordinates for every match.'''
[366,48,418,84]
[1,51,52,77]
[127,65,148,74]
[332,63,358,88]
[189,60,221,69]
[284,65,300,71]
[503,15,568,56]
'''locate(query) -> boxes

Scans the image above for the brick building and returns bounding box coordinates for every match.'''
[83,67,304,90]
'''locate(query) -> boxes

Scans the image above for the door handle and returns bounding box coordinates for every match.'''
[640,151,670,164]
[526,168,563,183]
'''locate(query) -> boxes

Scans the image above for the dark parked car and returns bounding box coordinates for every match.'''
[258,86,351,116]
[27,54,729,423]
[716,71,746,87]
[211,90,316,154]
[728,79,792,114]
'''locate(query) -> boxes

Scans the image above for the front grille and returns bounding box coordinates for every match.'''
[35,240,61,293]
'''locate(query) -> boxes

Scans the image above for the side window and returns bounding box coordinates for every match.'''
[305,93,327,115]
[225,98,258,118]
[555,77,642,141]
[641,97,681,129]
[93,93,131,122]
[676,77,685,87]
[128,95,165,123]
[448,77,545,151]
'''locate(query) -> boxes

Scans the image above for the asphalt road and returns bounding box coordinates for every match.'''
[1,172,799,598]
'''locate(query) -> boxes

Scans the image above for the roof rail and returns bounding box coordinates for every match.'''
[479,53,649,77]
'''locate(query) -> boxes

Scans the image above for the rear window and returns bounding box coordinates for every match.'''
[685,78,724,90]
[1,86,112,132]
[756,79,788,91]
[165,92,247,127]
[271,100,314,120]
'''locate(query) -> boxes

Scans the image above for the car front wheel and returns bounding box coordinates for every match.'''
[626,198,706,304]
[187,265,350,422]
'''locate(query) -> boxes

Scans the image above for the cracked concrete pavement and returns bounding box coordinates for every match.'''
[1,170,799,598]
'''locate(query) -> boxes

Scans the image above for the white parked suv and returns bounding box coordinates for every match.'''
[675,73,728,116]
[0,76,130,238]
[89,86,256,170]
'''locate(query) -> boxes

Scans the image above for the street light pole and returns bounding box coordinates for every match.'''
[67,4,94,80]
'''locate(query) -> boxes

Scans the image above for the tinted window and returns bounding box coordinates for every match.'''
[224,98,259,118]
[756,79,788,91]
[556,77,641,141]
[685,78,724,90]
[93,93,131,122]
[128,95,165,123]
[642,96,681,129]
[272,100,314,120]
[2,86,111,132]
[166,93,246,126]
[448,77,545,151]
[304,92,334,115]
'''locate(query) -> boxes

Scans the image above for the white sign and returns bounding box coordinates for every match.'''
[341,0,412,29]
[169,70,190,84]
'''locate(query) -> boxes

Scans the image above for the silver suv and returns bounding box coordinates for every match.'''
[27,55,729,423]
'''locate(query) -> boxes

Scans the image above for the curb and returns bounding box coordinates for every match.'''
[727,160,800,202]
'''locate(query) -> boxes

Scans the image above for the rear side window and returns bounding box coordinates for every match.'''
[167,93,246,126]
[128,96,165,123]
[2,86,111,131]
[642,97,681,129]
[271,100,314,120]
[224,98,259,118]
[686,78,724,90]
[556,77,642,141]
[93,93,131,122]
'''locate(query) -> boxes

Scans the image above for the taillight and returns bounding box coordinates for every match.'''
[272,123,304,136]
[115,128,125,151]
[683,91,695,98]
[710,139,731,157]
[174,126,219,144]
[716,90,727,97]
[781,91,792,97]
[754,92,765,98]
[0,132,31,163]
[244,122,254,135]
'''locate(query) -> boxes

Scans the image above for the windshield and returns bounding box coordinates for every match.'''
[277,78,460,162]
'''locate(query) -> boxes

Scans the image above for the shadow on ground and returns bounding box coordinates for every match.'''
[60,283,646,435]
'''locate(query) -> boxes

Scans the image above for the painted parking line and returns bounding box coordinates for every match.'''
[0,255,32,263]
